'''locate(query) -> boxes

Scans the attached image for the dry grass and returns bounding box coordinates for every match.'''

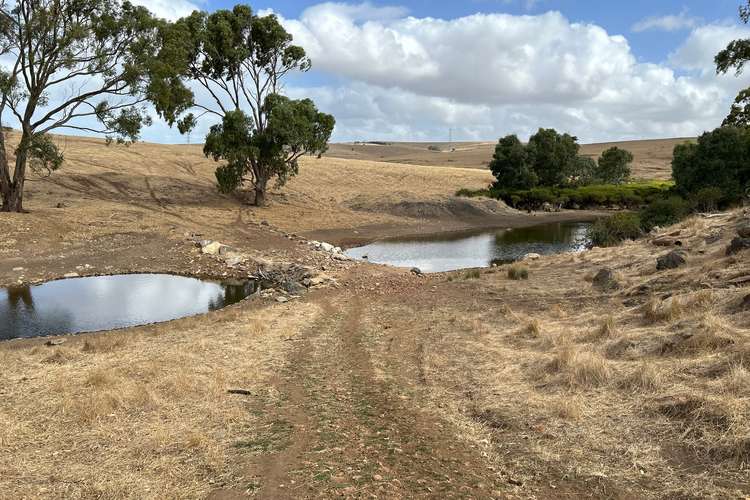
[547,345,612,388]
[643,296,683,324]
[619,362,663,392]
[0,304,319,498]
[507,265,529,280]
[723,364,750,394]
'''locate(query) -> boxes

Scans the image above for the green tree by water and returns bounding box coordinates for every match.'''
[596,147,633,185]
[166,5,335,206]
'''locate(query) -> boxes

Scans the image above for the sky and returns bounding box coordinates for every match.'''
[23,1,750,143]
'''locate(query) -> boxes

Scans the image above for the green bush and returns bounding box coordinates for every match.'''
[596,147,633,184]
[689,187,724,213]
[639,197,690,232]
[587,213,643,247]
[507,265,529,280]
[672,127,750,203]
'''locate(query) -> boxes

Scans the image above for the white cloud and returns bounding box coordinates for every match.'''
[129,0,200,21]
[268,4,750,143]
[632,11,699,33]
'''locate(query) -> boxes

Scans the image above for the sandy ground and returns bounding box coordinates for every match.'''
[327,138,689,180]
[1,133,749,499]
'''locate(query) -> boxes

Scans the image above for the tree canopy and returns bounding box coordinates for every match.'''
[0,0,190,212]
[716,1,750,126]
[167,5,335,205]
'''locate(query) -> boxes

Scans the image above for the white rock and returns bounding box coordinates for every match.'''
[201,241,225,255]
[63,272,80,278]
[319,242,335,253]
[332,253,351,261]
[522,253,541,261]
[276,296,289,303]
[12,267,24,271]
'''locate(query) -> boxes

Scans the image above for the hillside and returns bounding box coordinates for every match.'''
[326,137,691,180]
[1,133,748,499]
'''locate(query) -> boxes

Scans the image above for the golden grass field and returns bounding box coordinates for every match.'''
[326,137,692,180]
[1,133,749,499]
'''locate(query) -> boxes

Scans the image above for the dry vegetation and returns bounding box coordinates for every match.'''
[327,137,690,180]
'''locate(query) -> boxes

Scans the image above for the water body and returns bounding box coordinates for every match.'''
[345,221,592,273]
[0,274,258,340]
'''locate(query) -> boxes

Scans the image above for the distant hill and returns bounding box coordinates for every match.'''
[326,138,695,180]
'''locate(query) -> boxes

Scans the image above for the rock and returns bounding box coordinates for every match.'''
[45,339,66,346]
[281,281,306,295]
[276,296,289,303]
[726,237,750,256]
[333,247,343,254]
[12,267,24,272]
[319,242,335,253]
[522,253,541,261]
[656,250,687,270]
[740,294,750,311]
[541,202,553,213]
[653,237,682,247]
[260,220,270,226]
[410,267,423,276]
[63,272,79,278]
[362,255,369,260]
[223,253,247,268]
[55,202,66,209]
[738,224,750,238]
[201,241,225,255]
[592,268,620,291]
[705,232,722,245]
[332,253,351,261]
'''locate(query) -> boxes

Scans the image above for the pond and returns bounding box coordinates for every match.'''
[0,274,258,341]
[345,221,592,273]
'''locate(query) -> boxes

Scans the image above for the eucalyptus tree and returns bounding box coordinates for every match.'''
[716,1,750,126]
[0,0,191,212]
[170,5,335,206]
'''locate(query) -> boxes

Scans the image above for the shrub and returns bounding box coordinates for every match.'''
[672,127,750,203]
[464,269,481,280]
[596,147,633,184]
[639,196,690,232]
[587,213,643,247]
[427,145,441,151]
[689,187,724,213]
[508,265,529,280]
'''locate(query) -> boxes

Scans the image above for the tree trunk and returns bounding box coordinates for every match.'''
[1,132,29,213]
[0,129,12,212]
[253,183,266,206]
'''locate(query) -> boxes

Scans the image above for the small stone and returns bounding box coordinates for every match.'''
[522,253,541,261]
[410,267,423,276]
[45,339,66,346]
[201,241,225,256]
[260,220,270,226]
[63,272,79,278]
[656,250,687,270]
[592,268,620,291]
[726,237,750,256]
[276,296,289,303]
[12,267,24,272]
[332,253,351,261]
[319,242,335,253]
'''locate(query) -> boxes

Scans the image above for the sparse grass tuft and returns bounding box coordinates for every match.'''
[463,269,481,280]
[547,346,611,388]
[553,397,583,420]
[619,362,662,392]
[589,315,618,340]
[507,265,529,280]
[643,296,683,324]
[521,319,542,338]
[723,364,750,394]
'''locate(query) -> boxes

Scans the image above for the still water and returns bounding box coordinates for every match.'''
[345,221,592,273]
[0,274,258,340]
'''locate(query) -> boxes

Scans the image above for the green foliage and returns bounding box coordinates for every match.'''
[169,5,334,205]
[489,129,635,192]
[596,147,633,184]
[639,197,690,232]
[672,127,750,202]
[507,265,529,280]
[527,128,580,187]
[459,181,673,211]
[489,135,537,190]
[689,187,724,213]
[587,213,643,248]
[715,2,750,126]
[0,0,193,211]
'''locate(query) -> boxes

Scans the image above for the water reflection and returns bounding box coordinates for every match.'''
[1,274,258,340]
[345,221,592,273]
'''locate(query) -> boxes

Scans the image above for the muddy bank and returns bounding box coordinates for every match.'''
[305,209,605,248]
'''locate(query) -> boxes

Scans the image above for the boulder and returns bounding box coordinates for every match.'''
[656,250,687,270]
[727,237,750,256]
[592,268,620,291]
[737,224,750,239]
[522,253,541,261]
[281,280,306,295]
[332,253,351,261]
[319,242,335,253]
[201,241,225,256]
[410,267,424,276]
[223,252,247,268]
